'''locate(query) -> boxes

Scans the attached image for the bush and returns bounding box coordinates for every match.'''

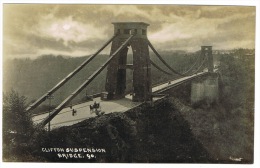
[3,90,37,161]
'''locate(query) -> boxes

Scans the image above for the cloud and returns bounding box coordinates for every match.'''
[148,6,255,51]
[3,4,256,59]
[36,16,106,45]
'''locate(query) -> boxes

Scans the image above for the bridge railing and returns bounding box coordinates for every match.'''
[152,77,180,88]
[153,72,209,93]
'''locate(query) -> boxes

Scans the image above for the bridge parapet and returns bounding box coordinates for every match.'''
[112,22,149,39]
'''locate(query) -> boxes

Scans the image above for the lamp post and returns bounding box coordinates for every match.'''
[46,95,54,132]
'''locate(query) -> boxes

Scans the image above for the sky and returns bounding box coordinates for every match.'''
[3,4,256,59]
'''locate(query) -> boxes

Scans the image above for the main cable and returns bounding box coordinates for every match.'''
[150,59,172,75]
[148,40,185,76]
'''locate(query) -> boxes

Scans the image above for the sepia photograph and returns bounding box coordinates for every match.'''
[1,1,258,166]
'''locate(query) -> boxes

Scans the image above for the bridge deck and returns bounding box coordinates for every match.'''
[33,96,140,129]
[153,71,208,93]
[32,71,208,130]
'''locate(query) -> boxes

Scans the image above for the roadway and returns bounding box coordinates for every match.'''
[33,96,142,130]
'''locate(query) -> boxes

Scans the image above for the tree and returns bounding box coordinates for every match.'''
[2,89,34,160]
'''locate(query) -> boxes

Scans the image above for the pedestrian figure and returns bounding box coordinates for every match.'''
[72,109,77,116]
[90,105,94,114]
[93,101,97,108]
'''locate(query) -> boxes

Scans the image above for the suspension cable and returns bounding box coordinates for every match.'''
[148,40,185,76]
[148,40,208,76]
[150,59,172,75]
[181,52,202,75]
[192,55,208,74]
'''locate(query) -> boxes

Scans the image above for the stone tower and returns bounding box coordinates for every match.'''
[201,46,213,72]
[104,22,152,102]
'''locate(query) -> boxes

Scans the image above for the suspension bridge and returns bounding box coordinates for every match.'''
[29,22,216,130]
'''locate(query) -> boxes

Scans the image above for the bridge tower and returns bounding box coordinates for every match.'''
[201,46,213,72]
[104,22,152,102]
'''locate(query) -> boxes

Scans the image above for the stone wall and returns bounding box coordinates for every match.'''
[191,75,219,105]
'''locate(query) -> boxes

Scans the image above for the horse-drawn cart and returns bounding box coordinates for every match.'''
[90,102,105,116]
